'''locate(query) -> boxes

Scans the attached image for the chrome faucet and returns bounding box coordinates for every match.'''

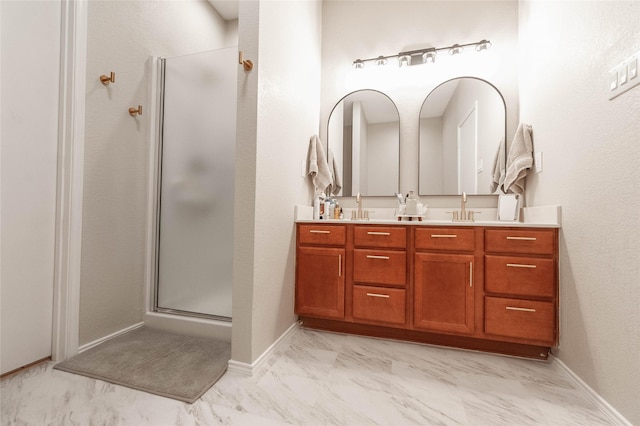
[356,192,363,219]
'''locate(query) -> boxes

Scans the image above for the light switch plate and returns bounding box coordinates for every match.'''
[609,48,640,100]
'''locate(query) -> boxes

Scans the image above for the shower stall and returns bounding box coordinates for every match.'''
[150,47,237,324]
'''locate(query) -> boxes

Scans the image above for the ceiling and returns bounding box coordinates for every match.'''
[208,0,239,20]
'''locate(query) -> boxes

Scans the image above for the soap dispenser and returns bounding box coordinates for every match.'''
[405,191,418,215]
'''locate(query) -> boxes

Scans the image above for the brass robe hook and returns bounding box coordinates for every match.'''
[100,72,115,85]
[238,51,253,71]
[128,105,142,117]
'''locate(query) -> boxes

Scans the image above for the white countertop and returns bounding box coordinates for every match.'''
[294,205,561,228]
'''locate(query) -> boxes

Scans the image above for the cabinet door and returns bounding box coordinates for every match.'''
[414,253,475,334]
[295,247,345,319]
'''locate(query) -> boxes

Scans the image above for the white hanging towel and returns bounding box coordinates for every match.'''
[307,135,332,194]
[490,137,506,193]
[327,148,342,196]
[503,123,534,195]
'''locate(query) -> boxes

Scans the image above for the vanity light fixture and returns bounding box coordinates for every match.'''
[352,39,491,69]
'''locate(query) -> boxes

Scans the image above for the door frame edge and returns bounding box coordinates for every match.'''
[51,0,87,362]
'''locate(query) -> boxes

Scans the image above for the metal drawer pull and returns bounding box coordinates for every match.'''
[366,255,390,260]
[506,236,536,241]
[309,230,330,234]
[470,262,473,287]
[431,234,457,238]
[366,293,390,298]
[506,306,536,313]
[367,231,391,236]
[338,255,341,277]
[506,263,537,269]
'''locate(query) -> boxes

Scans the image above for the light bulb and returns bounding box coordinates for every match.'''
[475,40,491,52]
[422,50,437,63]
[449,44,463,55]
[375,56,388,66]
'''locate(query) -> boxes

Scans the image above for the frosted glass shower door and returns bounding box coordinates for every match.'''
[156,47,237,319]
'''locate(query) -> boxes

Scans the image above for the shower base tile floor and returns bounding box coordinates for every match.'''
[1,327,617,425]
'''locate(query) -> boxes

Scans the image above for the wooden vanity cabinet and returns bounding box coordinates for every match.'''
[295,223,559,359]
[295,224,346,319]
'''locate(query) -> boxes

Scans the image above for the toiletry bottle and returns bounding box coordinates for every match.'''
[333,201,341,220]
[324,196,331,220]
[313,194,320,220]
[318,192,326,219]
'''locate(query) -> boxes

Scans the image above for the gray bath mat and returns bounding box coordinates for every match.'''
[54,326,230,403]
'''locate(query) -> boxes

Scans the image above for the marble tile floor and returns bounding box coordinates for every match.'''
[1,327,616,426]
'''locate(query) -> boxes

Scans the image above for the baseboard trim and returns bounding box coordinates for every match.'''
[226,360,252,376]
[552,357,632,426]
[1,356,52,379]
[78,322,144,353]
[227,322,298,376]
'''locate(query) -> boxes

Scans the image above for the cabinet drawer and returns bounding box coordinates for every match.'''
[298,224,346,246]
[353,249,406,286]
[485,229,555,255]
[485,255,554,298]
[415,228,475,252]
[354,226,406,249]
[353,285,406,325]
[485,297,555,344]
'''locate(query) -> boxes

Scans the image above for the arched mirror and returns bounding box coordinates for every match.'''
[328,90,400,196]
[419,77,506,195]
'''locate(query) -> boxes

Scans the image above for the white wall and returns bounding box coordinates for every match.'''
[232,0,259,363]
[0,0,61,374]
[233,0,322,363]
[519,1,640,424]
[321,1,519,200]
[80,0,235,345]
